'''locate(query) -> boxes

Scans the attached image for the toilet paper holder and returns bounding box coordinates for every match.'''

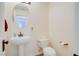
[59,41,69,46]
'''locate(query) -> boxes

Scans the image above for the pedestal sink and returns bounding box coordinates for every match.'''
[10,36,30,45]
[9,36,30,56]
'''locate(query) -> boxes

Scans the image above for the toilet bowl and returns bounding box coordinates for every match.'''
[38,38,56,56]
[43,47,56,56]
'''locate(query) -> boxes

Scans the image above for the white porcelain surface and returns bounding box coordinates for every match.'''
[10,36,30,45]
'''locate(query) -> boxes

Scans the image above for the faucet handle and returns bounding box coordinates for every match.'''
[18,32,23,37]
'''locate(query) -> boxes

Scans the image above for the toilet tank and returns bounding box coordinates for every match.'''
[38,39,49,48]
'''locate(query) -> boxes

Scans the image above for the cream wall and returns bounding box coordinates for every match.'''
[49,2,75,56]
[24,2,50,55]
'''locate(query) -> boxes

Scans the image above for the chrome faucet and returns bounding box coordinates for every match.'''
[18,32,23,37]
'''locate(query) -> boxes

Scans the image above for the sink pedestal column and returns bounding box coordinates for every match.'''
[19,45,24,56]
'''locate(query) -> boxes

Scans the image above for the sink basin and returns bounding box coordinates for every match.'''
[10,36,30,45]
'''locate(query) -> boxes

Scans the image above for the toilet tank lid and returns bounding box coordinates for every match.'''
[38,38,49,42]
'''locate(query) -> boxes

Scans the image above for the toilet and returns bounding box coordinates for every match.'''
[38,39,56,56]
